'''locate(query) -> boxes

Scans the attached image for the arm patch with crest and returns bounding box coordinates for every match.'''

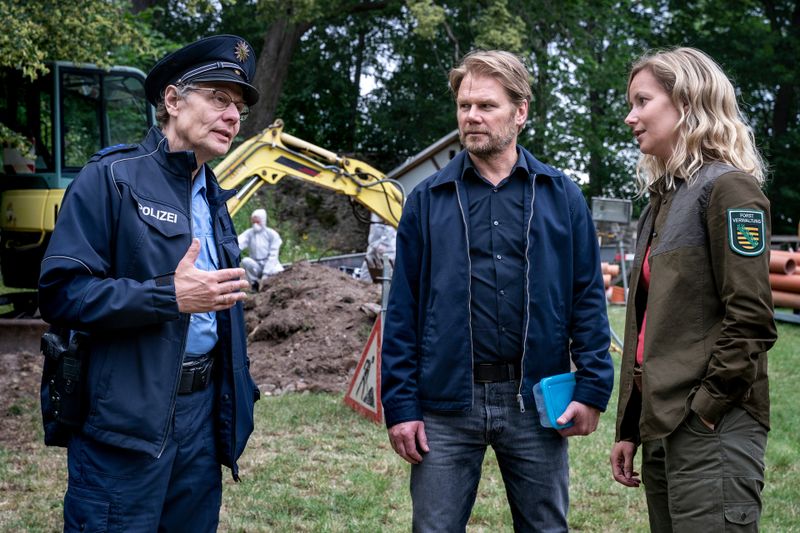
[727,209,765,256]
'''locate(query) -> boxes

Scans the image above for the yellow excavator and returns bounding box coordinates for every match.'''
[216,119,403,225]
[0,62,404,320]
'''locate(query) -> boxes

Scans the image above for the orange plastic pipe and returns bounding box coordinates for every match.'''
[772,290,800,309]
[771,250,800,274]
[769,273,800,292]
[769,254,796,275]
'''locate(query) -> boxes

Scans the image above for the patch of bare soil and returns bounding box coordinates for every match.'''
[0,350,43,449]
[244,261,381,395]
[0,262,381,449]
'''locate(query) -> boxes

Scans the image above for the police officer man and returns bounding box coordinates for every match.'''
[39,35,261,531]
[238,208,284,290]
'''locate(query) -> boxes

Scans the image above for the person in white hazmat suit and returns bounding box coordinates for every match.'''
[238,209,284,290]
[359,213,397,282]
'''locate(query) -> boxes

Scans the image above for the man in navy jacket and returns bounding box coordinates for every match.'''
[39,35,260,532]
[381,50,614,532]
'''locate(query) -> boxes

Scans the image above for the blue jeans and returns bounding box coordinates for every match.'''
[63,382,222,532]
[411,381,568,533]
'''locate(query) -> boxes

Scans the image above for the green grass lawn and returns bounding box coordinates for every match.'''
[1,307,798,531]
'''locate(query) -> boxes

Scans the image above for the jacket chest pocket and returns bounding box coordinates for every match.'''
[219,237,241,268]
[118,193,190,278]
[131,193,189,238]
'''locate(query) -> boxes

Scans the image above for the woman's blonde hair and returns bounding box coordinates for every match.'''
[627,47,766,193]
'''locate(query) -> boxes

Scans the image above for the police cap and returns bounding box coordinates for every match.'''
[145,34,259,107]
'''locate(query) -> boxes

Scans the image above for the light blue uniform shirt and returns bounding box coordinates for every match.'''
[185,165,219,356]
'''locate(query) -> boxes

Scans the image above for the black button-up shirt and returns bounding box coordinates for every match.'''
[461,151,528,365]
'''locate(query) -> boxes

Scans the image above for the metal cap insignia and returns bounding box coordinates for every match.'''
[235,40,250,63]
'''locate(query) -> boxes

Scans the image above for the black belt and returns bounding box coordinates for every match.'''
[178,353,215,395]
[473,362,521,383]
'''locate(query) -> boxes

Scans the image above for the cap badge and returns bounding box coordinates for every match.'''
[234,41,250,63]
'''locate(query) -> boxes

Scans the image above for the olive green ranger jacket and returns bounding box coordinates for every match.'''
[615,162,777,444]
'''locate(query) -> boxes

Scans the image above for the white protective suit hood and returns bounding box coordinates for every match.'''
[252,209,267,232]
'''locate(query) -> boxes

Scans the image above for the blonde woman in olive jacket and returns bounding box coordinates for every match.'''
[610,47,777,532]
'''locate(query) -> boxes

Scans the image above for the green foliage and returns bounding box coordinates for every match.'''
[0,123,34,159]
[407,0,447,40]
[3,0,796,231]
[473,0,526,53]
[0,0,159,80]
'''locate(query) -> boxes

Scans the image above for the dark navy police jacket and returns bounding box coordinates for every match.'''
[39,127,259,476]
[381,147,614,428]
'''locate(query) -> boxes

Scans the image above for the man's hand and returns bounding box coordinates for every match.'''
[174,239,250,313]
[610,440,641,487]
[556,401,601,437]
[387,421,429,464]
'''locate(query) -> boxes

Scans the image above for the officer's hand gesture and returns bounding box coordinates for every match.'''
[175,239,249,313]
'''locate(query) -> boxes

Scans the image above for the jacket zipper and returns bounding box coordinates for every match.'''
[213,193,239,478]
[517,173,538,412]
[158,166,195,458]
[454,182,475,410]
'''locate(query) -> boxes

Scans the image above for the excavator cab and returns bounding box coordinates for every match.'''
[0,62,154,292]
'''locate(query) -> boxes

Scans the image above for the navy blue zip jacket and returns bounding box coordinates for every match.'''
[38,127,259,476]
[381,147,614,428]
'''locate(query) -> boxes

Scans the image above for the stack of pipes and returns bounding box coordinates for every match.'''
[602,262,625,303]
[769,250,800,309]
[601,262,620,289]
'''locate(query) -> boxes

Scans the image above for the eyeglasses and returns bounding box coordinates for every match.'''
[185,87,250,122]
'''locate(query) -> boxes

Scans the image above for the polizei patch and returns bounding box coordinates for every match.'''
[138,202,178,224]
[727,209,765,256]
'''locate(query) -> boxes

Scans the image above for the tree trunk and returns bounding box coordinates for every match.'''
[241,17,311,138]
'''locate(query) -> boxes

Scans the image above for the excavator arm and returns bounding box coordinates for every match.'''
[215,120,404,227]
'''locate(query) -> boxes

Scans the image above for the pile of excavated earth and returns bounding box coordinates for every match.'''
[0,261,381,448]
[243,260,382,395]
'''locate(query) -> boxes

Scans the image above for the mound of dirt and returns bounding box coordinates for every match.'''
[244,261,382,395]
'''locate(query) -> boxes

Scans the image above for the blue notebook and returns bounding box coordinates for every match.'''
[532,372,576,429]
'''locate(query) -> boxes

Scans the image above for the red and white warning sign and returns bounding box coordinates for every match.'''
[344,315,382,423]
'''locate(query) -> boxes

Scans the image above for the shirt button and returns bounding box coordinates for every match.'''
[496,254,502,260]
[492,188,498,193]
[500,326,506,332]
[493,220,499,226]
[499,289,505,296]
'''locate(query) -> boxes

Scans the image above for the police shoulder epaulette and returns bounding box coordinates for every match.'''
[89,143,138,162]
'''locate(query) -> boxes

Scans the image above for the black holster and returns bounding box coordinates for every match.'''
[40,328,88,447]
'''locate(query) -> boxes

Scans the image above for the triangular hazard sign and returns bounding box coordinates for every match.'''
[344,315,382,423]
